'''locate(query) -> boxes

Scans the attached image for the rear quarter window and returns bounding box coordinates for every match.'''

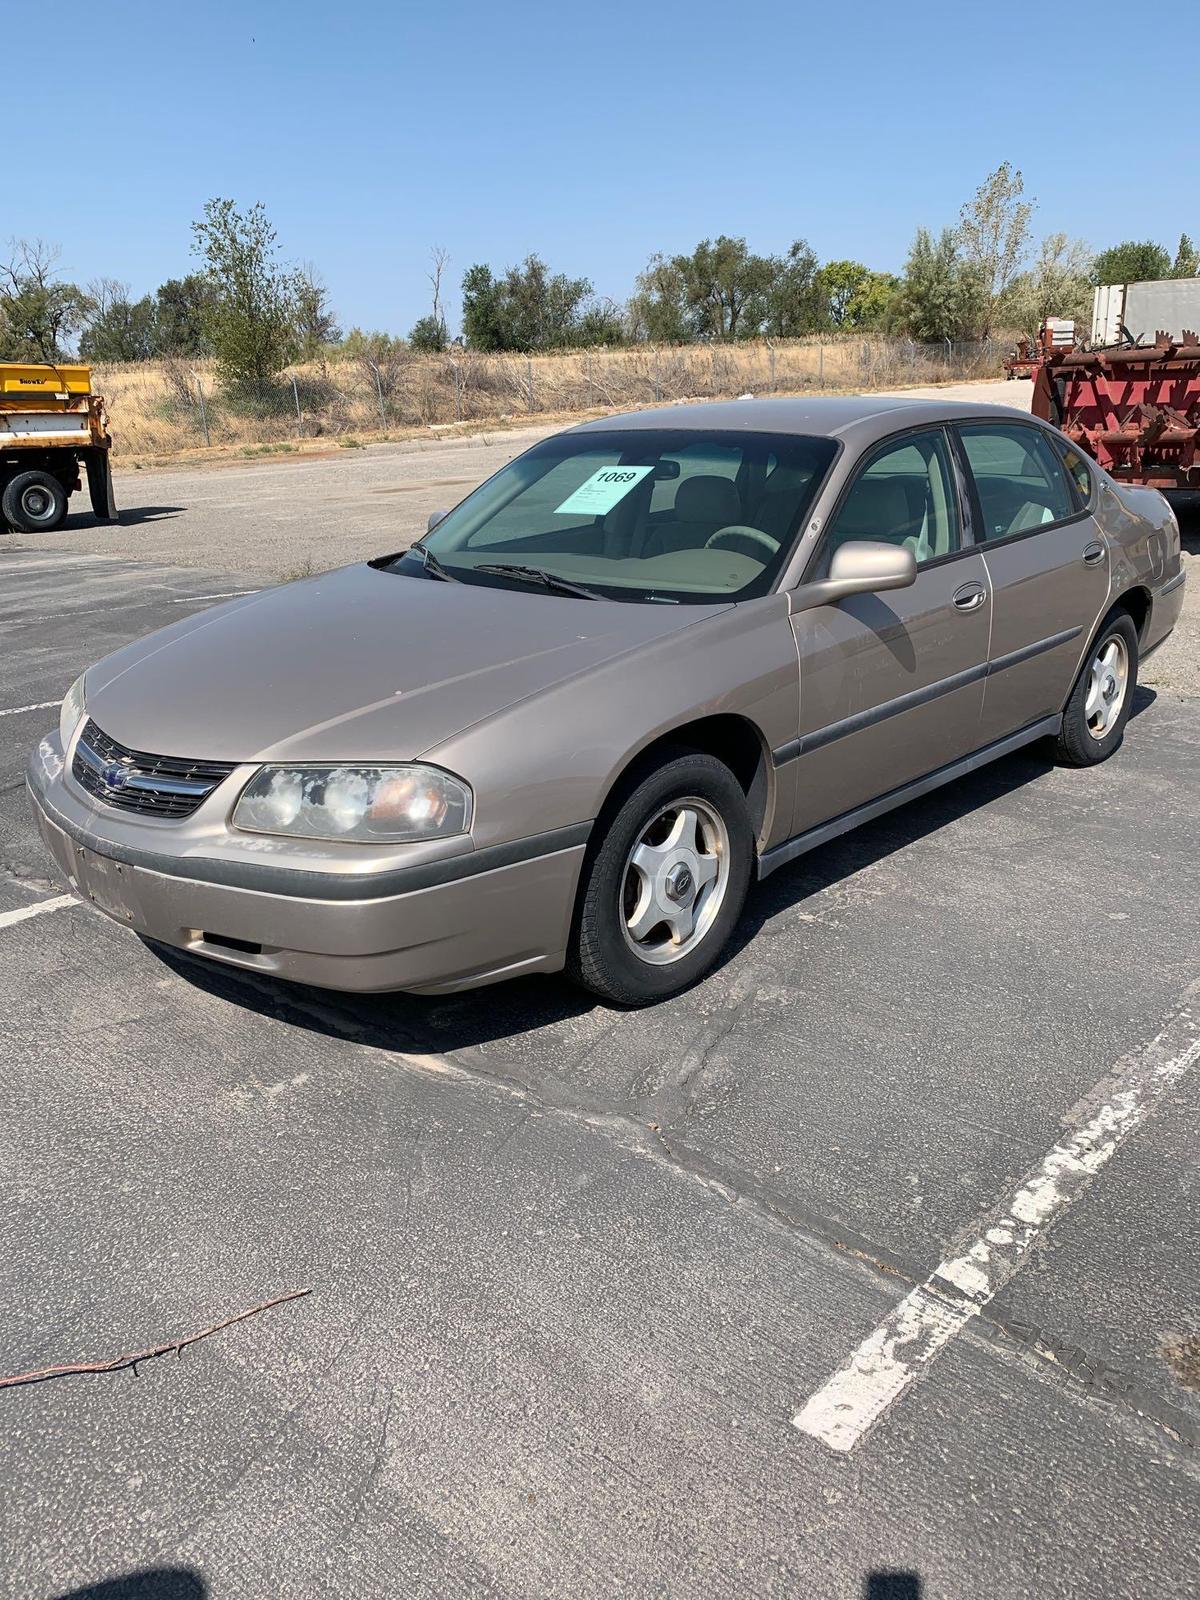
[1055,440,1095,507]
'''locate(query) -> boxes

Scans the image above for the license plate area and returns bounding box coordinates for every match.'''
[71,845,140,923]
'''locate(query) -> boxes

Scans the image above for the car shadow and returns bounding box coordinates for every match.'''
[866,1576,921,1600]
[150,713,1145,1059]
[54,1571,206,1600]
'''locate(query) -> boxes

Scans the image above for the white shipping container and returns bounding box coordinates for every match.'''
[1091,277,1200,345]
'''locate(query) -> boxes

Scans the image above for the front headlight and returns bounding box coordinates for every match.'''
[59,673,87,749]
[232,764,473,843]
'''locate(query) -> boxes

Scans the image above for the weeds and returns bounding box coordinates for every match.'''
[93,335,1008,462]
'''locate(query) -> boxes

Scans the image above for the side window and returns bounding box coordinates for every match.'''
[1056,440,1095,507]
[958,424,1076,540]
[824,429,960,568]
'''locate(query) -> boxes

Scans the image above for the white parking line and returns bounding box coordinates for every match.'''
[793,986,1200,1453]
[0,894,78,931]
[0,699,59,718]
[171,590,259,604]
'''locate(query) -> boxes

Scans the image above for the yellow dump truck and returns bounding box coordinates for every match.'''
[0,362,116,532]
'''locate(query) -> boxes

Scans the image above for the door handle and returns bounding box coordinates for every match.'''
[1082,541,1106,566]
[952,582,988,611]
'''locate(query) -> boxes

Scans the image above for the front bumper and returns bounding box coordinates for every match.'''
[27,736,588,994]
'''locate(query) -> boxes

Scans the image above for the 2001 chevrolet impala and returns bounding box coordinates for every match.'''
[29,397,1185,1004]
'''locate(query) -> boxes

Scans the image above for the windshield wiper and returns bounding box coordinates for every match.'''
[473,563,601,600]
[409,541,459,583]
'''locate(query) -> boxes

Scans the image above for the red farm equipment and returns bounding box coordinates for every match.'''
[1033,331,1200,490]
[1004,319,1075,380]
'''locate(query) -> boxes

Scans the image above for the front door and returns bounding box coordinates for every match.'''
[954,422,1112,745]
[788,426,991,838]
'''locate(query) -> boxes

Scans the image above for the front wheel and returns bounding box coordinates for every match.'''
[567,752,753,1005]
[1055,611,1139,767]
[2,469,69,533]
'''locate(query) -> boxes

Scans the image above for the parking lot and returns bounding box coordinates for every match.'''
[2,380,1198,1599]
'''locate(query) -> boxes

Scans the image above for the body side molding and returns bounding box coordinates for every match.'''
[772,627,1081,768]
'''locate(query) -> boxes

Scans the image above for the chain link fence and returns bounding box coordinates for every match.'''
[98,337,1009,457]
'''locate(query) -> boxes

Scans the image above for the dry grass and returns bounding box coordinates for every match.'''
[95,335,1006,465]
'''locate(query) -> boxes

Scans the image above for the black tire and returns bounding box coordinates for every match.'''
[2,470,69,533]
[567,750,753,1005]
[1055,610,1139,767]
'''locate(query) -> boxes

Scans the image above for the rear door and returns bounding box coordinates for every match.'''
[954,422,1110,745]
[788,426,991,837]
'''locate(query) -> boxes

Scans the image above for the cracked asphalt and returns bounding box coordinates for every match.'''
[1,391,1199,1599]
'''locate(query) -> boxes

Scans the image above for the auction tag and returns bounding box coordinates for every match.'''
[554,464,653,518]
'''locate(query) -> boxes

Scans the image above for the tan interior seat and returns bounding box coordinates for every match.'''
[828,477,914,554]
[645,475,742,556]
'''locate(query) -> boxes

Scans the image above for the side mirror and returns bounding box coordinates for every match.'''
[791,540,917,614]
[427,508,449,533]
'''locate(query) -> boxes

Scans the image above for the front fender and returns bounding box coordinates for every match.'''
[426,596,800,853]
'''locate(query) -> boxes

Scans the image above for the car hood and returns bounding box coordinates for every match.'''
[84,563,716,763]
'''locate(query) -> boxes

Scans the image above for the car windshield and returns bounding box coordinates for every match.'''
[383,428,838,604]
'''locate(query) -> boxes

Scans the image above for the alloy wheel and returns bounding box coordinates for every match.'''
[1085,635,1129,739]
[620,796,729,965]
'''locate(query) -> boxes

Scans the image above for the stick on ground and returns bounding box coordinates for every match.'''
[0,1289,313,1390]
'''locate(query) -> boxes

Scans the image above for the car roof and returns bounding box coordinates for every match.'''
[567,394,1041,449]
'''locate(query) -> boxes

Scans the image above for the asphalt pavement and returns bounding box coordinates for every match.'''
[1,387,1198,1599]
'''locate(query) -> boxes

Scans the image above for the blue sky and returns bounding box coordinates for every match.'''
[6,0,1194,336]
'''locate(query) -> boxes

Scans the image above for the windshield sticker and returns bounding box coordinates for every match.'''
[554,464,653,518]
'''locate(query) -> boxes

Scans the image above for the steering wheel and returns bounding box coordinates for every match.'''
[704,524,781,559]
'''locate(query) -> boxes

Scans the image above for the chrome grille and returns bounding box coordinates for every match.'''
[72,719,236,820]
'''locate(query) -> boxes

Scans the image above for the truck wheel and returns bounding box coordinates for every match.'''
[566,751,753,1006]
[2,470,68,533]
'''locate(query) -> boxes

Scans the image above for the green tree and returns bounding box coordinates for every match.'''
[674,236,775,339]
[293,264,340,359]
[460,263,504,350]
[0,239,92,361]
[79,278,158,362]
[847,269,901,329]
[1092,240,1171,285]
[190,199,300,393]
[763,240,823,336]
[812,260,900,331]
[410,246,450,351]
[1172,233,1199,279]
[896,227,979,341]
[814,259,868,327]
[572,298,625,346]
[338,327,407,361]
[460,255,605,350]
[153,274,215,357]
[501,255,594,349]
[408,315,447,352]
[1001,233,1093,333]
[628,254,692,343]
[956,162,1034,336]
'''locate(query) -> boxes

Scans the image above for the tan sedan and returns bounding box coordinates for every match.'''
[29,397,1185,1004]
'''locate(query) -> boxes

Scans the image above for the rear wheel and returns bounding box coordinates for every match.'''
[1055,611,1139,766]
[567,752,753,1005]
[2,470,69,533]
